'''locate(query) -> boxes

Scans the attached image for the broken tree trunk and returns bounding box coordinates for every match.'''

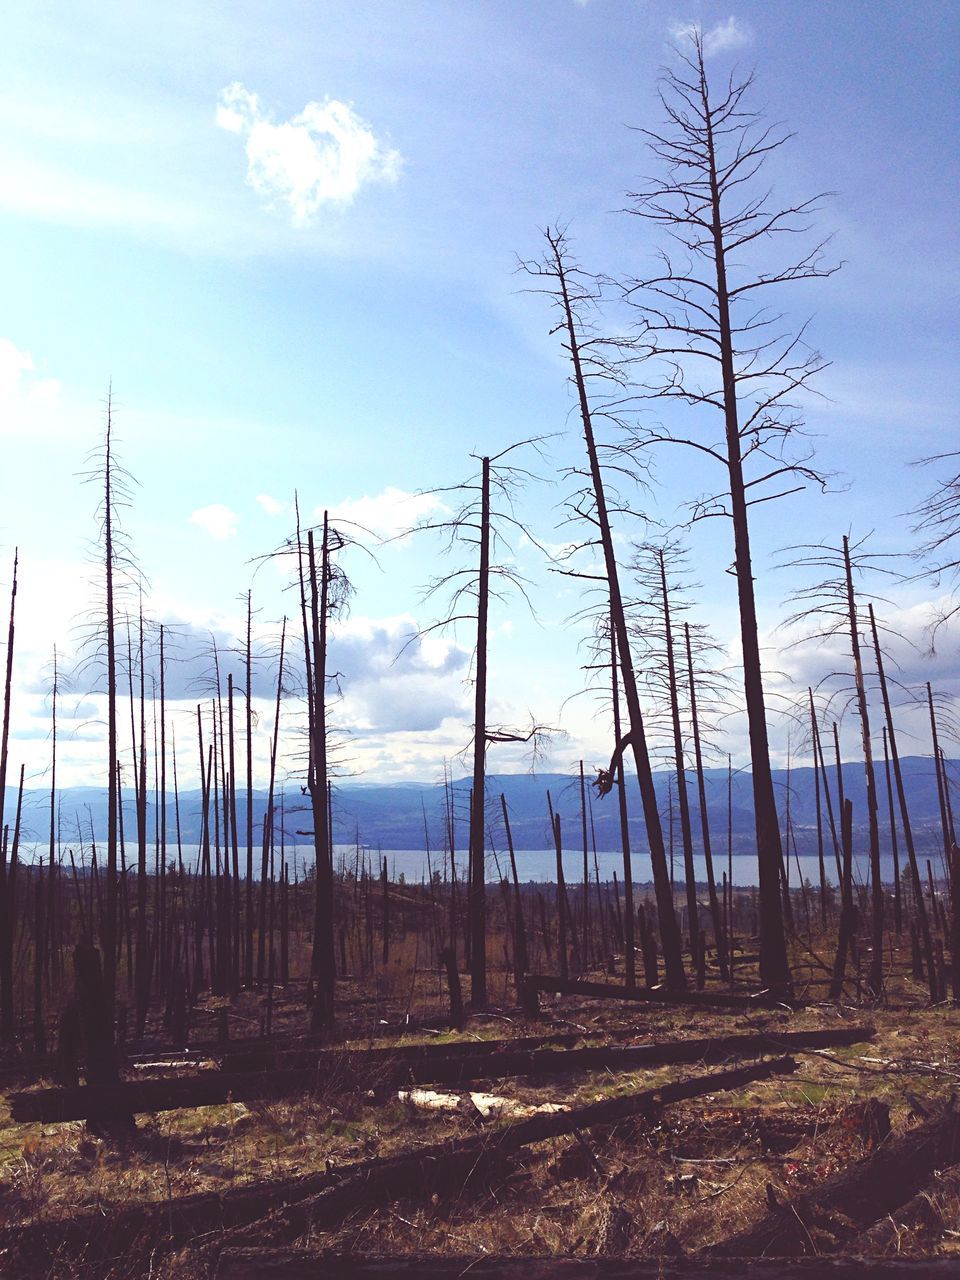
[712,1096,960,1257]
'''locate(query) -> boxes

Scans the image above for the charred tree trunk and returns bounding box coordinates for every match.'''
[868,604,936,999]
[685,621,727,979]
[658,553,699,974]
[0,554,17,1041]
[308,523,335,1027]
[842,536,884,996]
[547,232,684,990]
[468,457,491,1008]
[610,623,636,987]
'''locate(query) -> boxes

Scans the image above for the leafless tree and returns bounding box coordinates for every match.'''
[619,30,839,994]
[780,534,902,996]
[520,228,687,990]
[910,452,960,642]
[401,442,554,1008]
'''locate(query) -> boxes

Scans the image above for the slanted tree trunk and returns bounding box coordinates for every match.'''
[685,621,727,979]
[829,798,856,999]
[882,725,902,936]
[545,232,685,990]
[657,553,699,975]
[809,690,828,928]
[869,603,936,999]
[610,622,636,987]
[842,536,884,996]
[928,685,960,999]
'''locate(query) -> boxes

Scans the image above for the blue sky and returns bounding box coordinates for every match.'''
[1,0,958,792]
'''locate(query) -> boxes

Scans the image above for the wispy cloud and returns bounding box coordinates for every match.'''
[216,83,402,227]
[256,493,288,517]
[189,503,239,541]
[328,486,449,542]
[0,337,62,436]
[670,15,753,56]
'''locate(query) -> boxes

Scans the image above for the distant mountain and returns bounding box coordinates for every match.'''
[6,756,956,860]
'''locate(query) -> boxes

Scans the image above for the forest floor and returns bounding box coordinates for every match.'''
[1,942,959,1277]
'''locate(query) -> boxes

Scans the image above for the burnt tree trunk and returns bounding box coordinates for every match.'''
[468,456,491,1008]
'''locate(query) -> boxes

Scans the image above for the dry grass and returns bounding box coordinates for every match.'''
[2,931,960,1276]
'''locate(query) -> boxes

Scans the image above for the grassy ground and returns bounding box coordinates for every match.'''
[1,933,959,1276]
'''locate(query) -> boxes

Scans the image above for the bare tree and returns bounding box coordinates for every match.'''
[910,452,960,640]
[780,534,898,995]
[0,552,18,1040]
[402,442,554,1008]
[626,541,734,979]
[620,31,838,994]
[521,229,686,990]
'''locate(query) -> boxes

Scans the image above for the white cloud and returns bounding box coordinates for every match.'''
[331,614,470,734]
[189,503,239,541]
[327,486,450,541]
[216,83,402,227]
[0,337,61,434]
[256,493,287,517]
[671,16,753,56]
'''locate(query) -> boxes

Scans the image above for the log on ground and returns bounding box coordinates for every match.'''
[8,1026,869,1123]
[712,1096,960,1256]
[213,1251,960,1279]
[205,1057,798,1253]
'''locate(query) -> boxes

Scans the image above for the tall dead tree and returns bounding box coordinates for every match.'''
[867,603,936,1000]
[404,443,553,1009]
[307,518,339,1027]
[910,451,960,640]
[621,32,838,994]
[522,230,685,990]
[0,553,17,1040]
[782,534,895,996]
[685,621,728,978]
[626,542,732,979]
[83,396,135,1028]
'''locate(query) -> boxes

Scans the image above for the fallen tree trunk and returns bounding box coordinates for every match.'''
[206,1057,798,1253]
[0,1057,798,1272]
[855,1161,960,1252]
[218,1030,590,1073]
[9,1027,866,1123]
[661,1099,890,1155]
[223,1025,873,1078]
[523,976,801,1010]
[212,1252,960,1279]
[712,1096,960,1256]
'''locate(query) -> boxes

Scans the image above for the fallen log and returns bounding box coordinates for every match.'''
[206,1057,798,1253]
[712,1095,960,1256]
[218,1030,590,1073]
[9,1027,868,1123]
[0,1057,798,1272]
[211,1252,960,1279]
[524,976,802,1010]
[659,1098,890,1156]
[855,1161,960,1252]
[223,1025,873,1078]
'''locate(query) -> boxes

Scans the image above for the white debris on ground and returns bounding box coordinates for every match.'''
[398,1088,568,1119]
